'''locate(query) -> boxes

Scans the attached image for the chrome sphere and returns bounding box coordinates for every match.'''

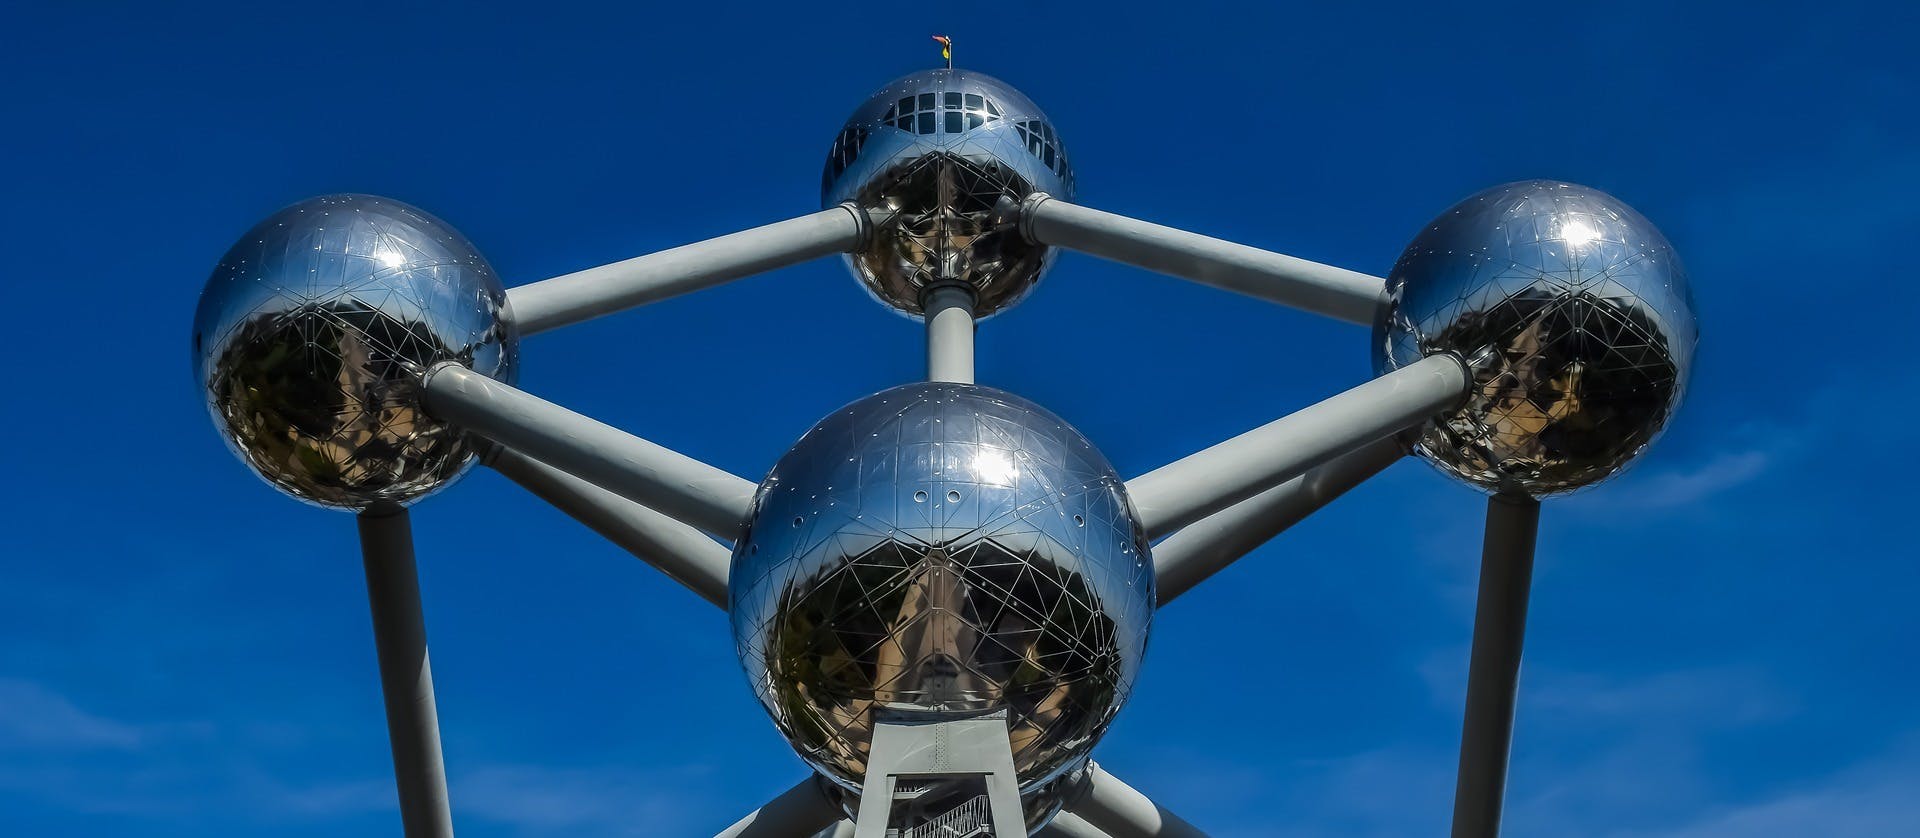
[731,383,1152,811]
[1375,180,1698,496]
[823,68,1074,318]
[192,194,517,509]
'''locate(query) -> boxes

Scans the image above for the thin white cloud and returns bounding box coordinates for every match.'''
[0,678,146,750]
[1610,738,1920,838]
[1602,449,1771,508]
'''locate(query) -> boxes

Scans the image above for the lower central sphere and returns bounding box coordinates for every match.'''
[730,383,1154,811]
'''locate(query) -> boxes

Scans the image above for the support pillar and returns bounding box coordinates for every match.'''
[851,710,1025,838]
[358,505,455,838]
[1450,493,1541,838]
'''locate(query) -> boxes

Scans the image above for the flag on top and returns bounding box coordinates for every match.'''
[932,35,952,68]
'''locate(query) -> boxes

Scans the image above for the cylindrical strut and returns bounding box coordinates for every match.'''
[1451,493,1542,838]
[484,445,733,608]
[1126,353,1467,538]
[1065,763,1209,838]
[357,505,455,838]
[420,364,757,538]
[507,205,869,335]
[1022,195,1384,325]
[714,774,844,838]
[924,285,976,384]
[1151,437,1404,606]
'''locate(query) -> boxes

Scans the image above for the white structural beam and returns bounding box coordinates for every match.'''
[356,505,455,838]
[1126,354,1466,538]
[1022,195,1383,325]
[1451,494,1542,838]
[422,364,757,538]
[484,445,732,608]
[715,775,844,838]
[508,205,869,335]
[1065,763,1208,838]
[1039,812,1112,837]
[1152,437,1404,606]
[925,285,976,384]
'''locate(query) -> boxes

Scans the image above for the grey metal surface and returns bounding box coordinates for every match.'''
[194,194,518,509]
[924,286,976,384]
[1451,494,1541,838]
[1376,180,1698,496]
[484,445,731,608]
[357,506,455,838]
[823,68,1072,318]
[1038,811,1111,838]
[731,382,1153,809]
[508,207,866,335]
[1065,764,1207,838]
[420,364,755,537]
[850,711,1024,838]
[1022,196,1382,325]
[715,775,844,838]
[1151,438,1404,606]
[1127,354,1467,538]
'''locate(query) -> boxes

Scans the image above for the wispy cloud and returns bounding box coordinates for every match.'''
[0,678,147,750]
[0,676,736,835]
[1612,738,1920,838]
[1599,449,1772,509]
[454,762,725,837]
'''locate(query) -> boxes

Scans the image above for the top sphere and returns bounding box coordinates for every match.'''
[823,68,1073,318]
[730,383,1152,814]
[192,194,518,509]
[1375,180,1698,496]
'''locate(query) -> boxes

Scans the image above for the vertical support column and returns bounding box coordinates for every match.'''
[925,285,976,384]
[851,711,1024,838]
[1450,493,1541,838]
[358,504,455,838]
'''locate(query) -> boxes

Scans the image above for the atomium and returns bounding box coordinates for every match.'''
[191,58,1703,838]
[1374,180,1698,496]
[192,194,517,509]
[731,383,1153,827]
[823,68,1073,318]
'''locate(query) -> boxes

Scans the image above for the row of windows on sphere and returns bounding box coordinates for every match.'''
[824,109,1070,192]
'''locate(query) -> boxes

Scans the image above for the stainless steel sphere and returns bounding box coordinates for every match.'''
[823,68,1074,318]
[1375,180,1698,496]
[192,194,517,509]
[730,383,1153,811]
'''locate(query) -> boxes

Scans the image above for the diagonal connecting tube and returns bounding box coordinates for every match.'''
[1063,763,1209,838]
[713,774,844,838]
[1126,354,1467,539]
[507,205,870,335]
[1151,437,1404,606]
[421,365,757,538]
[484,445,733,608]
[1021,195,1384,325]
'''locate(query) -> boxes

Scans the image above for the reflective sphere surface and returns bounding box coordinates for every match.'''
[193,194,518,509]
[731,383,1152,803]
[1375,180,1697,496]
[823,68,1073,318]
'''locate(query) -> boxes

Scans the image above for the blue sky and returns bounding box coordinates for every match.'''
[1,2,1915,836]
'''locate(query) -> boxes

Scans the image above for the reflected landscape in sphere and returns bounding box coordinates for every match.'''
[1374,180,1698,496]
[192,194,517,509]
[823,68,1073,318]
[730,383,1152,822]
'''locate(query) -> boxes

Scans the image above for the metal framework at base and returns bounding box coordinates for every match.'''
[852,711,1027,838]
